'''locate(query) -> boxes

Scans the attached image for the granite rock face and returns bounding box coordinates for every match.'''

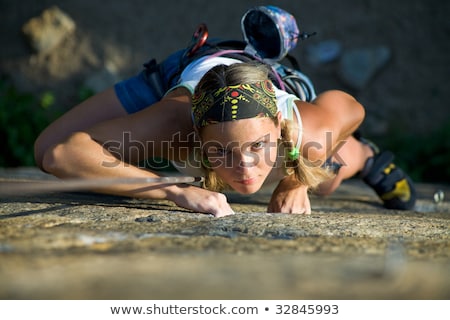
[0,168,449,299]
[338,46,391,90]
[21,6,76,55]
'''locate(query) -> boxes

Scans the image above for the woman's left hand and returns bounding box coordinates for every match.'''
[268,175,311,214]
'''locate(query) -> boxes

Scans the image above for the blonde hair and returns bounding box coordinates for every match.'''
[194,62,334,191]
[280,119,334,189]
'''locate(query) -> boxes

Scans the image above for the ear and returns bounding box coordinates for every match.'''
[276,111,283,136]
[276,111,283,124]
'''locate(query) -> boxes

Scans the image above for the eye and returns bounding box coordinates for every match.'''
[206,147,228,157]
[215,148,228,156]
[251,140,266,150]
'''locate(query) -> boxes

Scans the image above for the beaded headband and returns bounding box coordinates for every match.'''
[192,80,278,128]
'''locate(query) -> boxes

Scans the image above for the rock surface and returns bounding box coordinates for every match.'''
[338,46,391,90]
[0,167,449,299]
[21,6,76,54]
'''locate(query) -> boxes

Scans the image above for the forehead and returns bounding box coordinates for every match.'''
[200,117,278,143]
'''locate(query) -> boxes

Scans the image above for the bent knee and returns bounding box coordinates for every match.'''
[314,186,334,196]
[34,134,51,171]
[41,142,65,174]
[315,178,340,196]
[41,132,89,175]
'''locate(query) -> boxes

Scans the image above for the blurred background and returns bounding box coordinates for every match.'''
[1,0,449,183]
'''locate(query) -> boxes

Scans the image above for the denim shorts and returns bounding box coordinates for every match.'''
[114,49,186,114]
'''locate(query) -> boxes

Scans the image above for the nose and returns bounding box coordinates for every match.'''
[234,151,258,172]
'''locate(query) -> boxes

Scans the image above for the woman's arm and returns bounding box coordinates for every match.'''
[41,89,234,217]
[41,89,194,176]
[268,90,365,214]
[297,90,365,164]
[44,130,233,216]
[268,174,311,214]
[34,87,128,170]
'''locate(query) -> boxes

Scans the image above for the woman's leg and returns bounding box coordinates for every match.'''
[315,135,416,210]
[315,136,373,195]
[34,87,127,169]
[34,57,172,169]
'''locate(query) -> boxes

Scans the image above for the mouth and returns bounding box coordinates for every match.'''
[235,177,257,185]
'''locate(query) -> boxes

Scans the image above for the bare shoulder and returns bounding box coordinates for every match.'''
[164,86,192,99]
[295,90,364,163]
[313,90,357,107]
[295,90,362,124]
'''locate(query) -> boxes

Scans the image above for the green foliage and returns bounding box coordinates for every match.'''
[0,76,60,167]
[77,86,95,102]
[0,77,96,167]
[379,121,450,183]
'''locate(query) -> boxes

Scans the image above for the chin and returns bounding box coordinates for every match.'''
[232,184,262,195]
